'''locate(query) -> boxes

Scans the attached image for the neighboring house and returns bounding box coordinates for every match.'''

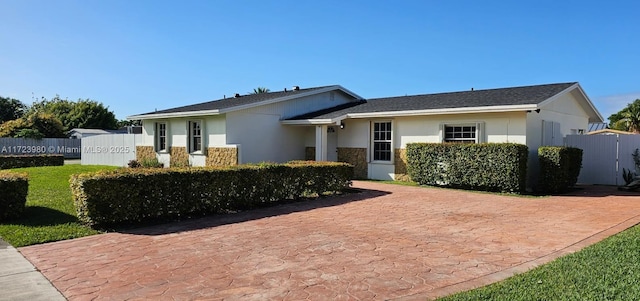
[67,128,127,139]
[68,127,143,139]
[128,82,603,183]
[588,122,608,132]
[587,129,635,135]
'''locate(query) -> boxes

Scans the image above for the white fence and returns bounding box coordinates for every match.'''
[565,134,640,185]
[81,134,143,166]
[0,138,81,158]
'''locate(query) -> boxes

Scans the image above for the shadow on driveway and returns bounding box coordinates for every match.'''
[119,188,391,236]
[558,185,640,198]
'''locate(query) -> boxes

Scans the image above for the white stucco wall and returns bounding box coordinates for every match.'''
[322,112,528,180]
[526,91,590,149]
[226,90,359,164]
[226,111,307,163]
[525,91,591,188]
[394,112,527,148]
[140,116,227,167]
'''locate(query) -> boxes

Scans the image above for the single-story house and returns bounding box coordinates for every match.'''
[127,82,603,183]
[68,126,143,139]
[68,128,127,139]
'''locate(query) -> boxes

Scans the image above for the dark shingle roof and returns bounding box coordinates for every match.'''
[289,82,577,120]
[136,86,332,116]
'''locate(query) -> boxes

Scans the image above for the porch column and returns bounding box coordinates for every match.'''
[315,125,328,161]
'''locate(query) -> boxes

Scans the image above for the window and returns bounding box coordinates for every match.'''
[155,122,167,152]
[443,125,477,143]
[188,121,203,153]
[440,123,485,143]
[372,121,392,161]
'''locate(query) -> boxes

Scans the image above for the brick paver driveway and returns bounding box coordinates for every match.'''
[20,181,640,300]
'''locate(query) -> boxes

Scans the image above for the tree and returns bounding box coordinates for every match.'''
[609,99,640,133]
[250,87,270,94]
[0,96,27,123]
[27,96,118,130]
[0,113,65,138]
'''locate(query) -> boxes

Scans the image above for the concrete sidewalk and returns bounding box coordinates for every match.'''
[0,238,65,301]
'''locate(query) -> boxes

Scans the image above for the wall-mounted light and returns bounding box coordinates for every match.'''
[340,121,345,129]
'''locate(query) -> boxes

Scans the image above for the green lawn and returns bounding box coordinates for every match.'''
[0,164,118,247]
[439,224,640,300]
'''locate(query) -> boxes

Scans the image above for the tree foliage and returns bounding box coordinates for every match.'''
[27,96,118,131]
[250,87,270,94]
[0,97,27,123]
[609,99,640,133]
[0,113,65,138]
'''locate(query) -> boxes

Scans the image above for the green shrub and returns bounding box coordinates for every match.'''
[0,154,64,169]
[140,157,163,168]
[538,146,583,193]
[0,171,28,221]
[70,161,353,227]
[406,143,528,193]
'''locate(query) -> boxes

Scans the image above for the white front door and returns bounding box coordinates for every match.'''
[327,126,338,161]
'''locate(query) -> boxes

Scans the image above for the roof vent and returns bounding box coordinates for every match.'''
[471,87,474,91]
[234,93,241,98]
[293,86,300,91]
[284,88,287,92]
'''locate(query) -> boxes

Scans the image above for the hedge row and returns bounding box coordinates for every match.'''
[0,171,28,221]
[70,161,353,227]
[538,146,583,193]
[406,143,529,193]
[0,154,64,169]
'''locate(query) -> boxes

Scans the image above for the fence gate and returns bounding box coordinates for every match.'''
[565,134,640,185]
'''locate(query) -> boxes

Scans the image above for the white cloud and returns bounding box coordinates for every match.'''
[592,92,640,122]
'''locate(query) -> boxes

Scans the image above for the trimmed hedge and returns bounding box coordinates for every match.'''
[538,146,583,193]
[406,143,529,193]
[70,161,353,227]
[0,171,28,221]
[0,154,64,169]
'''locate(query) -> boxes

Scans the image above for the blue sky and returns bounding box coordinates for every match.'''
[2,0,639,121]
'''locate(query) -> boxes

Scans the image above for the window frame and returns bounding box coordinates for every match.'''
[371,120,393,162]
[155,122,168,152]
[188,120,204,154]
[440,122,485,144]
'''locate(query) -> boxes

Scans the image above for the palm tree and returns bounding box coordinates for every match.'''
[250,87,270,94]
[611,99,640,133]
[622,101,640,133]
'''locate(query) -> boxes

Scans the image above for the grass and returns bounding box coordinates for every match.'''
[439,224,640,300]
[0,164,118,247]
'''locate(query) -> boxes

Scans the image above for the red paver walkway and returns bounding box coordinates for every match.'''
[19,181,640,300]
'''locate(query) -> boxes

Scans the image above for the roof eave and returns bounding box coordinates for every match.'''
[280,119,335,125]
[342,105,537,119]
[127,110,221,120]
[574,83,605,123]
